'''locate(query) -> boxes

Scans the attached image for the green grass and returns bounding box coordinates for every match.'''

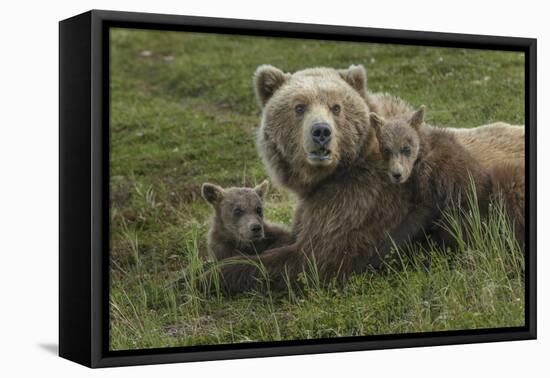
[109,28,525,350]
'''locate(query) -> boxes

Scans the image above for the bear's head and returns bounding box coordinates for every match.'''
[369,106,425,184]
[202,180,269,242]
[254,65,374,194]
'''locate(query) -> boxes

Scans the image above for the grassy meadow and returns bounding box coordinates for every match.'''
[109,28,525,350]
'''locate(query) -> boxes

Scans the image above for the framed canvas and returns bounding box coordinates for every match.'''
[59,10,536,368]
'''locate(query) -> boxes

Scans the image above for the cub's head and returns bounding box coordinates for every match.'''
[369,106,425,184]
[201,180,269,242]
[254,65,372,191]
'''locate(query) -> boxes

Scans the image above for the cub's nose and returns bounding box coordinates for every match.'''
[392,172,402,180]
[311,123,332,147]
[250,224,262,233]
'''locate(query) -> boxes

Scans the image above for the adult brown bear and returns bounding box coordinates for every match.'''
[215,64,523,293]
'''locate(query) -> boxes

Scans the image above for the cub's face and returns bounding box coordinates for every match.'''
[254,65,370,177]
[202,181,269,242]
[369,107,425,184]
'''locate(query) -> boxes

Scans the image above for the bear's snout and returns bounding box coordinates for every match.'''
[250,223,262,234]
[247,222,264,240]
[311,122,332,147]
[389,169,404,184]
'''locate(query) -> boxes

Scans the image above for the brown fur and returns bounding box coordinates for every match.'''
[202,180,293,260]
[489,162,526,246]
[219,65,411,293]
[217,64,525,293]
[363,87,525,168]
[449,123,525,169]
[370,107,492,251]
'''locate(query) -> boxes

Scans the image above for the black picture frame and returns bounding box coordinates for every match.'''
[59,9,537,368]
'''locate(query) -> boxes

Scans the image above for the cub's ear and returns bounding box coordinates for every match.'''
[410,105,426,129]
[201,183,225,205]
[254,179,270,199]
[369,112,384,137]
[253,65,290,107]
[338,64,367,98]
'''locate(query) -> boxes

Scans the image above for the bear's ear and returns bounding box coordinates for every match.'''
[201,183,225,205]
[338,64,367,98]
[253,65,290,107]
[254,179,269,199]
[369,112,384,138]
[409,105,426,130]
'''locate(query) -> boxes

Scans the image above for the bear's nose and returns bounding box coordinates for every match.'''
[311,123,332,147]
[250,224,262,233]
[392,172,402,180]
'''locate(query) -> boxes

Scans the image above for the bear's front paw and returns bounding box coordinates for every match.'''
[212,259,266,295]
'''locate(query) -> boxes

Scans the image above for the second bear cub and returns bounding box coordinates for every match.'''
[369,106,491,251]
[202,180,294,260]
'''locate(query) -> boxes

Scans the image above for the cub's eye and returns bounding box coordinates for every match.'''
[295,104,306,115]
[233,207,243,216]
[383,148,391,157]
[256,206,263,217]
[331,104,341,115]
[401,146,411,156]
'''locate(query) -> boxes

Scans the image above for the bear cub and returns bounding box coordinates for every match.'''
[201,180,294,260]
[369,106,491,251]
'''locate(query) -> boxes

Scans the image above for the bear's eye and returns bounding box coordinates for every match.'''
[401,146,411,156]
[233,207,243,216]
[256,206,263,217]
[295,104,306,115]
[331,104,341,115]
[383,148,391,157]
